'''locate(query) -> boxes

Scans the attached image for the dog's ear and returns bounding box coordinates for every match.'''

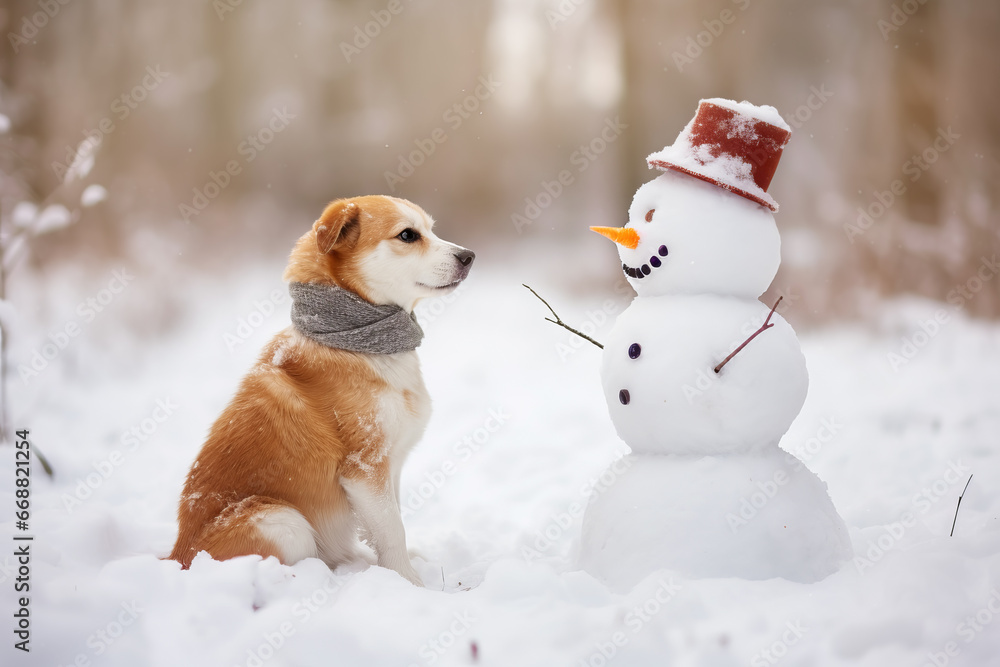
[314,200,362,254]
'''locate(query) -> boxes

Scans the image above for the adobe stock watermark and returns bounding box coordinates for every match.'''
[555,281,633,362]
[785,84,833,129]
[237,573,347,667]
[512,116,627,234]
[522,453,632,561]
[911,460,974,516]
[8,0,74,54]
[546,0,588,30]
[854,460,971,574]
[669,0,753,73]
[886,255,998,372]
[340,0,414,63]
[414,281,468,330]
[411,611,476,666]
[783,416,843,468]
[55,600,143,666]
[843,126,959,243]
[213,0,246,21]
[946,255,1000,310]
[60,398,180,513]
[384,74,501,192]
[179,107,296,221]
[750,621,808,667]
[400,408,510,519]
[224,289,287,352]
[51,65,169,180]
[682,287,800,404]
[725,417,844,534]
[878,0,930,41]
[885,309,950,373]
[578,577,682,667]
[922,589,1000,667]
[18,268,135,384]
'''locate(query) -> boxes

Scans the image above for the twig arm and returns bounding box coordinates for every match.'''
[523,284,604,350]
[714,296,783,374]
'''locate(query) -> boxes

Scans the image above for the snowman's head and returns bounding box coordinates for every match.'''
[592,171,780,299]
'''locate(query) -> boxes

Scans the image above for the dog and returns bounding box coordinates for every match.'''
[169,195,474,586]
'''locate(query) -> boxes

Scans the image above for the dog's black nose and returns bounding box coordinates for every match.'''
[455,249,476,267]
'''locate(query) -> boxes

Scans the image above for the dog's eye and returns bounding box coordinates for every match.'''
[396,229,421,243]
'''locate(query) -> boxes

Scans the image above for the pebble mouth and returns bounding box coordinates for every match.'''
[622,244,669,279]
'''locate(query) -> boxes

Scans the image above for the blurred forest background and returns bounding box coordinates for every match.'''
[1,0,999,325]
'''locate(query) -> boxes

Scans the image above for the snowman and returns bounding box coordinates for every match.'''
[578,98,851,587]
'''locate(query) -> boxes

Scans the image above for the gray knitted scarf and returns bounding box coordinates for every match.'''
[288,282,424,354]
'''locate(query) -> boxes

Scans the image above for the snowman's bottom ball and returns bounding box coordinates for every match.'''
[579,451,851,589]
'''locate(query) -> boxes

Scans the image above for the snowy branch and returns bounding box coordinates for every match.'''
[949,474,973,537]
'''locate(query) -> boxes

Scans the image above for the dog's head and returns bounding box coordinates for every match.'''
[284,196,474,312]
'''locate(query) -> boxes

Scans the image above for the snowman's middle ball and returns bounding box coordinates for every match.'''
[600,295,808,455]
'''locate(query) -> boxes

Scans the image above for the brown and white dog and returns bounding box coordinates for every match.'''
[169,195,474,586]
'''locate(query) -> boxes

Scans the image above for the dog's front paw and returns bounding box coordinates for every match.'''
[397,563,424,587]
[352,542,378,566]
[378,553,424,586]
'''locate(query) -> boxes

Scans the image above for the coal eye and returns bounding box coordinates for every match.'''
[397,229,420,243]
[645,209,654,222]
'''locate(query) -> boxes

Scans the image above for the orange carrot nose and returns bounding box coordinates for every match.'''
[590,226,640,249]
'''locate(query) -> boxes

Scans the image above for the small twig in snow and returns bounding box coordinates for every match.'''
[714,297,783,374]
[523,284,604,350]
[949,474,973,537]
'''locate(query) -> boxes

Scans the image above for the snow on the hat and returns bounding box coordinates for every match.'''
[701,97,790,132]
[646,113,779,211]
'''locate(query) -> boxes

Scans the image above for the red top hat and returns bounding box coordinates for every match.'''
[646,98,791,211]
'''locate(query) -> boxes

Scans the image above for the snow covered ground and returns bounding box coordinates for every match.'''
[2,251,999,667]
